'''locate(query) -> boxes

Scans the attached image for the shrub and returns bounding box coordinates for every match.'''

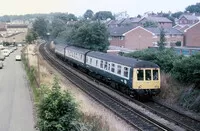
[175,41,181,46]
[37,77,80,131]
[124,48,179,72]
[171,53,200,85]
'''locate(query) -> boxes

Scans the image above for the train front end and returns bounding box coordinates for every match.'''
[132,61,161,96]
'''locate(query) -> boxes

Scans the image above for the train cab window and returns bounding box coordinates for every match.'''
[90,58,92,64]
[124,67,128,77]
[104,61,108,70]
[100,60,103,68]
[111,63,115,72]
[145,70,151,81]
[153,69,159,80]
[117,65,121,75]
[137,70,144,81]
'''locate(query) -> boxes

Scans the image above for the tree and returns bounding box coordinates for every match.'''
[72,21,110,51]
[143,21,158,27]
[25,30,38,44]
[32,17,48,38]
[93,11,115,20]
[185,3,200,13]
[83,9,94,19]
[172,11,183,18]
[157,28,166,50]
[37,78,80,131]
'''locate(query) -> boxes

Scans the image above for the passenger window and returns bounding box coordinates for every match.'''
[137,70,144,81]
[108,64,110,71]
[86,57,88,63]
[117,65,121,75]
[111,63,115,72]
[100,61,103,68]
[145,70,151,81]
[153,69,159,80]
[90,58,92,64]
[96,60,98,66]
[124,67,128,77]
[104,61,107,70]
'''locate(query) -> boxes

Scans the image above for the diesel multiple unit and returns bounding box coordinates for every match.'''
[54,44,161,97]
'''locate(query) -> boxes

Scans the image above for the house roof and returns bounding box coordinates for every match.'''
[184,21,200,32]
[180,15,199,21]
[121,17,141,25]
[145,27,183,35]
[108,25,136,36]
[142,16,172,23]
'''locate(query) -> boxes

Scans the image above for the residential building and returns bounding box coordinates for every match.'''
[178,14,199,25]
[184,21,200,47]
[108,26,183,50]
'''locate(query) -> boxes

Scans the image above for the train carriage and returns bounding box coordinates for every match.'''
[86,51,160,96]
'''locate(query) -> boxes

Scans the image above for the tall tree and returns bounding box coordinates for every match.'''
[72,21,110,51]
[93,11,115,20]
[185,3,200,13]
[32,17,48,38]
[83,9,94,19]
[157,28,166,50]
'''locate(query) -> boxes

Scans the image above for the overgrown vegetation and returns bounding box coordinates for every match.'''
[124,48,200,112]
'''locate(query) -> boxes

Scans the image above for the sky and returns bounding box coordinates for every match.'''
[0,0,199,17]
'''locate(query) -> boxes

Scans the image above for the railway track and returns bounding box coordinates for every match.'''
[39,43,172,131]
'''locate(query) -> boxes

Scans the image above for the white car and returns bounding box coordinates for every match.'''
[15,55,21,61]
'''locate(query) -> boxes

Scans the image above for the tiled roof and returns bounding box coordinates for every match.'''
[180,15,199,21]
[108,25,136,36]
[121,17,141,25]
[145,27,183,35]
[143,16,172,23]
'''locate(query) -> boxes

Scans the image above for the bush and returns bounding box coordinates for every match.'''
[37,77,80,131]
[124,48,179,72]
[175,41,181,46]
[172,53,200,85]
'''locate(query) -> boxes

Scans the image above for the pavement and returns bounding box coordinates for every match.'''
[0,47,35,131]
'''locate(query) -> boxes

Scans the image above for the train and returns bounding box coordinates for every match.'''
[53,44,161,98]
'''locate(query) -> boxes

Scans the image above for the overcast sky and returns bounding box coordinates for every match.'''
[0,0,199,16]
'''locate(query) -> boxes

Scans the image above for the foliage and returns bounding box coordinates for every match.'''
[26,30,38,44]
[124,48,178,73]
[171,53,200,85]
[157,28,166,50]
[175,41,181,46]
[83,9,94,19]
[71,21,110,51]
[93,11,115,20]
[37,77,80,131]
[143,21,158,27]
[179,87,200,113]
[185,3,200,13]
[171,11,183,18]
[32,17,48,38]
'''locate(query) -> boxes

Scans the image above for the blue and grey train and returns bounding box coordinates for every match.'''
[54,44,161,97]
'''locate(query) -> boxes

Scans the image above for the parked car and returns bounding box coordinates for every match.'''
[0,61,3,69]
[0,54,5,61]
[2,49,10,57]
[17,44,22,47]
[15,55,21,61]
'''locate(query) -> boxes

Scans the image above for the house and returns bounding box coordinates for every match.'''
[7,24,28,35]
[184,21,200,47]
[138,16,173,28]
[178,14,199,25]
[108,25,183,50]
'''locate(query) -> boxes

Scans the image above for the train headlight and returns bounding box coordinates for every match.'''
[154,85,159,88]
[138,85,142,89]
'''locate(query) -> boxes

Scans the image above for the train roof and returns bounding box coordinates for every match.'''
[65,46,91,54]
[87,51,159,68]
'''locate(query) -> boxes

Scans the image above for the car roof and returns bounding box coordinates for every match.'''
[87,51,159,68]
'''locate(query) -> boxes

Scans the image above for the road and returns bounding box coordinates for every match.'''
[0,47,35,131]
